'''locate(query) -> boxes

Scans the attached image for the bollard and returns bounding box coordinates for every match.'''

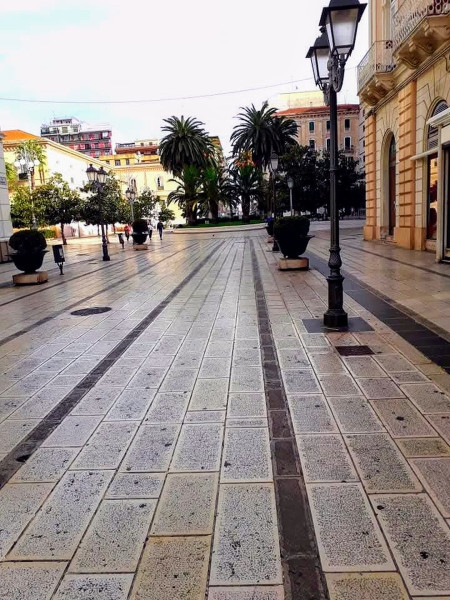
[52,244,65,275]
[118,233,125,249]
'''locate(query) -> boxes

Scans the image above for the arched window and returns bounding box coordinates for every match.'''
[427,101,448,240]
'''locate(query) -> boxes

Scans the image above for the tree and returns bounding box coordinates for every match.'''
[315,152,365,215]
[32,174,81,244]
[15,140,47,190]
[134,189,158,221]
[10,186,47,229]
[158,201,176,224]
[199,166,235,222]
[5,162,19,193]
[159,116,214,176]
[167,165,202,226]
[80,176,128,230]
[229,164,262,224]
[279,145,318,214]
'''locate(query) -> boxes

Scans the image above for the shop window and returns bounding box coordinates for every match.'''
[309,121,315,133]
[427,101,448,240]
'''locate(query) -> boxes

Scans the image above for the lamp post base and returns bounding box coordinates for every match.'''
[323,309,348,329]
[324,274,348,329]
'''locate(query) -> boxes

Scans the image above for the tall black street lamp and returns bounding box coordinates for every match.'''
[307,0,366,328]
[287,177,294,216]
[86,164,110,261]
[269,151,279,251]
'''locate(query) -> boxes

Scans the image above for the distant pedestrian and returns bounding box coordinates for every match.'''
[124,224,131,242]
[157,220,163,240]
[148,220,153,240]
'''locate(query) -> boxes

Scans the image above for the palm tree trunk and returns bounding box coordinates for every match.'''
[210,200,219,223]
[242,195,250,224]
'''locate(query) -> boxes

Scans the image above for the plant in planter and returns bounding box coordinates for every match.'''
[131,219,149,245]
[9,229,47,274]
[273,216,313,267]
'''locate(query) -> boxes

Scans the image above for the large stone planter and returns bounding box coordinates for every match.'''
[10,250,47,274]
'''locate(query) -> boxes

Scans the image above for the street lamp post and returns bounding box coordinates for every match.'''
[125,187,136,222]
[14,153,40,229]
[287,177,294,216]
[307,0,366,329]
[86,164,110,261]
[269,152,279,251]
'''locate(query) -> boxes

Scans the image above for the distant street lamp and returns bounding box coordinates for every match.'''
[287,177,294,216]
[125,187,136,222]
[86,164,110,261]
[268,151,279,251]
[307,0,366,329]
[14,152,40,229]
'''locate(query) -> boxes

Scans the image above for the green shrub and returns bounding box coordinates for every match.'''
[274,216,310,239]
[40,229,57,240]
[9,229,47,253]
[132,219,149,233]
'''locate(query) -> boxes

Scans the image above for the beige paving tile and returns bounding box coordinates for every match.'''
[326,572,409,600]
[131,536,210,600]
[327,396,385,433]
[53,574,133,600]
[343,357,388,379]
[0,419,38,453]
[287,394,338,434]
[401,383,450,414]
[106,472,165,499]
[189,378,228,410]
[105,388,156,421]
[121,424,180,472]
[396,437,450,457]
[427,413,450,443]
[208,588,284,600]
[296,434,358,483]
[221,427,272,482]
[11,447,80,483]
[357,378,404,400]
[227,392,266,417]
[144,391,190,423]
[170,423,223,472]
[41,415,103,447]
[370,398,437,438]
[0,562,67,600]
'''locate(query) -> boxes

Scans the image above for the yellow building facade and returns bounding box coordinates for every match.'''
[358,0,450,260]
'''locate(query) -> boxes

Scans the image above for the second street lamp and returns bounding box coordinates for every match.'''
[86,164,110,262]
[307,0,366,329]
[287,177,294,216]
[125,188,136,222]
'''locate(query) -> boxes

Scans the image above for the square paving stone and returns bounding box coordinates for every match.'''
[189,378,229,410]
[9,387,71,419]
[427,414,450,444]
[172,353,203,369]
[231,366,264,393]
[370,398,437,438]
[128,367,168,390]
[308,352,345,374]
[152,335,185,355]
[401,383,450,414]
[42,415,103,447]
[0,562,67,600]
[131,536,210,600]
[208,588,284,600]
[227,417,268,427]
[326,332,360,346]
[282,370,321,394]
[209,483,282,585]
[0,419,38,453]
[106,473,165,499]
[71,421,139,470]
[0,482,53,559]
[53,574,133,600]
[232,347,262,367]
[71,386,122,415]
[185,411,226,423]
[288,394,338,434]
[296,434,358,483]
[327,396,385,433]
[275,348,310,370]
[199,358,231,378]
[301,333,330,348]
[371,493,450,595]
[319,374,361,397]
[343,357,387,379]
[159,368,198,393]
[151,473,218,535]
[145,391,190,423]
[9,470,113,560]
[410,458,450,517]
[326,572,409,600]
[105,389,156,421]
[374,354,416,373]
[121,424,180,472]
[11,447,80,483]
[205,341,234,358]
[170,423,223,472]
[344,433,421,493]
[0,397,27,422]
[396,437,450,457]
[228,393,266,418]
[70,499,156,573]
[357,378,405,400]
[221,428,272,482]
[391,371,429,383]
[306,482,395,572]
[274,337,302,350]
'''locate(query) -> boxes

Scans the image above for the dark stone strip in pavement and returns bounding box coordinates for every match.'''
[0,240,224,489]
[307,251,450,373]
[250,240,328,600]
[0,241,201,347]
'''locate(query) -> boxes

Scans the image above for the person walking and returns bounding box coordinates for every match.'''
[148,220,153,240]
[157,220,163,240]
[124,224,131,242]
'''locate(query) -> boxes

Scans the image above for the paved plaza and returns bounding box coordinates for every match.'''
[0,228,449,599]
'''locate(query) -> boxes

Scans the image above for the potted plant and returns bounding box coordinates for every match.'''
[274,216,313,268]
[9,229,48,274]
[131,219,149,245]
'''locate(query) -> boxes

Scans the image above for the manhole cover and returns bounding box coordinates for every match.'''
[336,345,374,356]
[71,307,112,316]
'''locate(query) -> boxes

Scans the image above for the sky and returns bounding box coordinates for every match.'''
[0,0,369,155]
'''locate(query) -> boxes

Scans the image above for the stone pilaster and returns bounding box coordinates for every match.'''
[363,112,377,241]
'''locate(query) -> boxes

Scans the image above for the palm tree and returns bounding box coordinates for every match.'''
[199,166,235,223]
[159,116,214,176]
[272,115,298,155]
[167,165,202,226]
[15,140,47,190]
[229,163,262,224]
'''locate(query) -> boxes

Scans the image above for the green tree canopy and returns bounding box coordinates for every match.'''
[10,186,47,229]
[229,163,262,224]
[133,189,158,221]
[158,201,175,224]
[167,165,202,226]
[159,116,214,176]
[80,176,128,227]
[198,166,235,222]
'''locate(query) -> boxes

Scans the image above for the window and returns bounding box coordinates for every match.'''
[115,159,121,166]
[157,176,164,189]
[102,132,110,139]
[106,160,110,165]
[345,118,350,130]
[125,158,130,165]
[309,121,315,133]
[309,140,315,150]
[62,126,68,134]
[426,100,448,240]
[326,138,330,152]
[344,137,351,150]
[326,120,330,131]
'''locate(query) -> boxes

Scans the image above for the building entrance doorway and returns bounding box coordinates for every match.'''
[388,137,396,235]
[444,147,450,257]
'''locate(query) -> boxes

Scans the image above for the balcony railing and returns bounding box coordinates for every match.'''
[392,0,450,51]
[357,41,395,93]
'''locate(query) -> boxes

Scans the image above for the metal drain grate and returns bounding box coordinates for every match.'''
[336,345,374,356]
[71,307,112,316]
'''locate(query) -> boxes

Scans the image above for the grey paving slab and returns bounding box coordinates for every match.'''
[105,388,156,421]
[0,482,53,559]
[287,394,338,434]
[345,433,421,493]
[230,366,264,393]
[71,386,122,416]
[327,396,385,433]
[151,473,218,535]
[142,353,174,367]
[150,335,185,355]
[232,347,262,367]
[343,357,387,379]
[42,415,103,447]
[205,341,234,358]
[0,419,38,453]
[374,354,416,373]
[9,470,113,560]
[308,352,345,374]
[210,483,282,585]
[159,368,198,393]
[234,338,261,350]
[0,562,67,600]
[410,458,450,517]
[325,572,409,600]
[306,483,395,572]
[128,366,168,390]
[0,397,26,422]
[189,378,229,410]
[208,588,284,600]
[70,499,156,573]
[296,434,358,483]
[170,423,223,472]
[221,427,272,482]
[185,410,226,423]
[199,358,231,378]
[391,371,429,383]
[144,391,190,423]
[356,378,405,400]
[282,369,321,394]
[371,493,450,595]
[53,574,133,600]
[326,332,360,346]
[121,424,180,472]
[226,417,268,427]
[274,337,302,349]
[401,383,450,414]
[9,387,72,419]
[396,437,450,457]
[427,414,450,443]
[301,333,330,348]
[11,447,80,483]
[71,421,139,470]
[370,398,437,438]
[106,472,165,499]
[228,392,266,418]
[172,353,202,369]
[179,338,208,355]
[319,374,362,397]
[131,536,210,600]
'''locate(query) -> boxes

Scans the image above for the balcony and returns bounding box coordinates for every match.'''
[357,41,396,105]
[392,0,450,68]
